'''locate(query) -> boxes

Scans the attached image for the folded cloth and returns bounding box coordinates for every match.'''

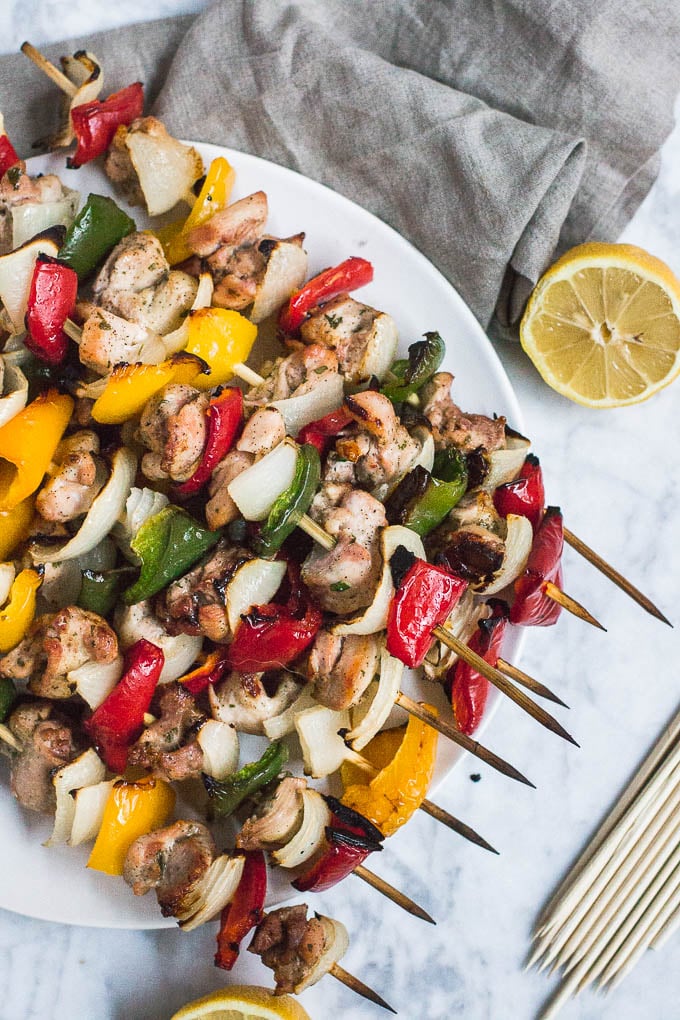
[2,1,680,333]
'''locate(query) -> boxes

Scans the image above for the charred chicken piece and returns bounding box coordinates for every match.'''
[0,162,76,254]
[421,372,506,454]
[155,542,252,642]
[307,630,379,710]
[127,682,205,781]
[245,345,339,406]
[77,305,166,375]
[137,383,209,483]
[123,819,216,917]
[209,671,302,735]
[302,488,386,615]
[249,905,349,995]
[205,407,286,530]
[236,776,306,851]
[188,191,268,311]
[93,232,197,335]
[299,293,398,384]
[428,491,507,586]
[339,390,420,493]
[0,607,118,699]
[35,431,106,523]
[4,700,77,813]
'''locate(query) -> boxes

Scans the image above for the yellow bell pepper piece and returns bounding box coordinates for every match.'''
[0,568,42,653]
[0,390,73,512]
[184,307,257,389]
[160,156,236,266]
[341,708,439,837]
[0,496,34,560]
[88,776,176,876]
[91,354,208,424]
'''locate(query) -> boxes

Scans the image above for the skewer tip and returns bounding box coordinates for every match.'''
[330,963,397,1013]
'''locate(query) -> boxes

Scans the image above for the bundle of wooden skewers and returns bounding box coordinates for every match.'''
[528,701,680,1019]
[0,40,674,1015]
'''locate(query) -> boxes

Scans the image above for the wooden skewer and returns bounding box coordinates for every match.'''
[0,723,21,751]
[432,626,578,746]
[563,526,671,626]
[650,901,680,951]
[232,362,265,387]
[352,865,436,924]
[21,42,78,97]
[394,692,534,788]
[542,580,606,631]
[496,657,568,708]
[418,799,499,854]
[330,963,397,1013]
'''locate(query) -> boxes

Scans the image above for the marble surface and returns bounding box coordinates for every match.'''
[1,3,680,1019]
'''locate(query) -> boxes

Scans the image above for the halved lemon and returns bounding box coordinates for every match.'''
[520,242,680,407]
[170,985,312,1020]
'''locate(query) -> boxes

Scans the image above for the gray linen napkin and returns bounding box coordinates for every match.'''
[2,1,679,333]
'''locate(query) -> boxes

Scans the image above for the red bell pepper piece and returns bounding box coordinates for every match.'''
[278,256,374,334]
[68,82,144,169]
[293,797,384,893]
[24,256,79,365]
[510,506,564,627]
[297,406,353,456]
[386,551,468,668]
[449,601,509,734]
[175,387,243,496]
[215,850,267,970]
[84,638,164,773]
[227,600,322,673]
[0,133,19,176]
[493,455,545,533]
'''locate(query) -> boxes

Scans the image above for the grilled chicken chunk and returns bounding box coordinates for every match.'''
[205,407,286,530]
[128,682,205,782]
[302,488,386,614]
[248,905,329,994]
[138,383,209,483]
[209,671,302,735]
[5,700,77,813]
[339,390,420,493]
[0,162,74,254]
[35,431,106,523]
[155,542,252,642]
[299,293,398,383]
[428,491,507,586]
[188,191,269,310]
[307,630,379,710]
[78,305,166,375]
[245,345,339,406]
[236,776,306,851]
[0,607,118,699]
[421,372,506,453]
[93,232,197,334]
[123,819,216,917]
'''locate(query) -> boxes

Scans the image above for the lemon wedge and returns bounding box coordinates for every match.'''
[170,985,312,1020]
[520,242,680,407]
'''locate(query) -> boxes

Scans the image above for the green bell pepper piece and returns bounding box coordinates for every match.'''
[123,505,221,605]
[255,443,321,556]
[0,677,16,723]
[59,194,136,278]
[381,331,446,402]
[78,568,131,616]
[204,740,289,819]
[386,452,468,537]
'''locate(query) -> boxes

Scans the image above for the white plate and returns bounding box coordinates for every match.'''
[0,142,524,928]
